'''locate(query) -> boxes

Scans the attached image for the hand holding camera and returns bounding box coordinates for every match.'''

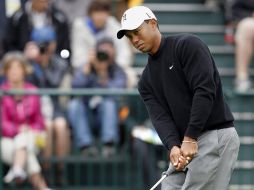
[83,49,96,75]
[84,48,110,80]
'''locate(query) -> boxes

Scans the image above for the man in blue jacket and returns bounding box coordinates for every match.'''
[68,37,127,158]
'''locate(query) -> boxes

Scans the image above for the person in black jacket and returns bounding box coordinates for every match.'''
[0,0,27,58]
[117,6,240,190]
[4,0,70,59]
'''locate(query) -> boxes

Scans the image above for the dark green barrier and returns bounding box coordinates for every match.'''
[1,88,254,190]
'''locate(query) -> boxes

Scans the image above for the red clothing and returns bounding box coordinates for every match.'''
[1,82,45,138]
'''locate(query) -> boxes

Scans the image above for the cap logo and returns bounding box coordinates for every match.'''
[146,13,151,18]
[122,13,127,21]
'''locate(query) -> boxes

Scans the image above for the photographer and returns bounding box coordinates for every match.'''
[24,34,71,185]
[67,37,127,158]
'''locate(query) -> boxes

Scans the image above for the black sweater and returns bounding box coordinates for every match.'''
[138,34,234,151]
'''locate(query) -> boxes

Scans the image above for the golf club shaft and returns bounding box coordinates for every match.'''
[149,165,175,190]
[149,174,167,190]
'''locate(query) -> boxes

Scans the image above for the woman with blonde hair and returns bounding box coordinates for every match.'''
[0,51,51,190]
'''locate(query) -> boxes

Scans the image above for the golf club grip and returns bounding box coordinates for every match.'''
[149,164,189,190]
[149,165,175,190]
[163,164,176,176]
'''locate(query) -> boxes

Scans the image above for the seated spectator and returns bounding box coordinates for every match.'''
[52,0,92,26]
[23,32,71,185]
[224,0,254,92]
[67,37,127,157]
[71,0,137,88]
[0,0,27,58]
[4,0,70,58]
[233,0,254,92]
[0,51,51,190]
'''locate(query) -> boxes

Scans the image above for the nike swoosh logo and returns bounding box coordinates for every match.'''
[169,65,174,70]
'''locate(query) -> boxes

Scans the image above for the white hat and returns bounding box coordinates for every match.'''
[117,6,157,39]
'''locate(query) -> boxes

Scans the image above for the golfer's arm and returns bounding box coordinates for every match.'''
[179,36,216,140]
[138,82,181,151]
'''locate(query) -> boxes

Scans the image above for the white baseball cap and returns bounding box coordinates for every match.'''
[117,6,157,39]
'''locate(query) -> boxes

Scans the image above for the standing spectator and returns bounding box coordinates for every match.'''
[71,0,136,88]
[0,51,51,190]
[4,0,70,58]
[68,37,127,157]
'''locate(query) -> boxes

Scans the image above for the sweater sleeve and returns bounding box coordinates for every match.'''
[71,70,92,88]
[177,35,217,140]
[138,77,181,151]
[105,67,127,88]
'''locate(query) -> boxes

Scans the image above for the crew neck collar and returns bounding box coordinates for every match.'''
[149,36,165,58]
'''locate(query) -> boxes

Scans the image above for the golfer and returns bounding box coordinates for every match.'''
[117,6,240,190]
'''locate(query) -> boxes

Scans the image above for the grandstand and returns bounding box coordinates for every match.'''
[1,0,254,190]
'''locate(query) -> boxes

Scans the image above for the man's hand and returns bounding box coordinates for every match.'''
[181,136,198,161]
[169,146,187,171]
[83,49,96,75]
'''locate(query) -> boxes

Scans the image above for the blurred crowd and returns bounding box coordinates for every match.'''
[0,0,139,189]
[1,0,254,189]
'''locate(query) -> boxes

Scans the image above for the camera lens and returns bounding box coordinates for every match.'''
[96,51,109,61]
[38,42,48,54]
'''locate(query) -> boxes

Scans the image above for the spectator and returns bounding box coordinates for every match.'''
[0,0,27,58]
[4,0,70,58]
[109,0,144,22]
[71,0,136,88]
[23,34,71,185]
[224,0,254,92]
[0,51,51,190]
[52,0,92,26]
[67,37,127,157]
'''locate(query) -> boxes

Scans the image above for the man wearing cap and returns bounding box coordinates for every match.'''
[117,6,240,190]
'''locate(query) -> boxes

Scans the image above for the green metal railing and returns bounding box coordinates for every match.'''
[0,88,162,190]
[0,88,139,96]
[1,88,254,190]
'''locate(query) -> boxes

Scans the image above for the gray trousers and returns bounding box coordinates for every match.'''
[161,127,240,190]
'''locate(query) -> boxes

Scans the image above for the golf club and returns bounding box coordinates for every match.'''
[149,164,175,190]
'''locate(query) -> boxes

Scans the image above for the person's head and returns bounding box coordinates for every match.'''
[31,0,49,12]
[93,37,115,71]
[2,52,29,84]
[117,6,161,54]
[30,26,57,56]
[88,0,111,30]
[96,37,115,63]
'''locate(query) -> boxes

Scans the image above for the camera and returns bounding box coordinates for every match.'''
[38,42,49,54]
[96,50,109,61]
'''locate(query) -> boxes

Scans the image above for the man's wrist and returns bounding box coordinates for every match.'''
[171,145,180,151]
[183,136,196,142]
